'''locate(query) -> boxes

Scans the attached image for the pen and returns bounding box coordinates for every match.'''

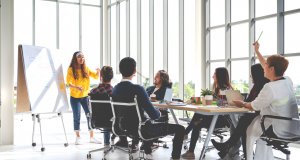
[256,31,263,42]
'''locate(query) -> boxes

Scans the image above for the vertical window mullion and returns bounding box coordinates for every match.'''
[249,0,255,85]
[57,1,59,49]
[33,0,36,45]
[225,0,231,76]
[116,1,120,73]
[107,0,111,66]
[137,0,142,84]
[277,0,284,55]
[100,0,103,67]
[149,0,154,85]
[79,0,82,50]
[126,0,130,57]
[163,0,168,71]
[205,0,210,88]
[179,0,184,99]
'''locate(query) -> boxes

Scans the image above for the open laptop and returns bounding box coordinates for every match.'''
[225,90,244,106]
[163,88,186,106]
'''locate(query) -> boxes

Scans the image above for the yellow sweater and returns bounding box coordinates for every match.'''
[66,67,99,98]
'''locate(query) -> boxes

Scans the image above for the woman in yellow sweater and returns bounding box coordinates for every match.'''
[66,51,100,145]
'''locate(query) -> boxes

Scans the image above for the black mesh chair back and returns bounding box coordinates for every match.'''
[260,115,300,160]
[89,93,112,130]
[110,96,141,139]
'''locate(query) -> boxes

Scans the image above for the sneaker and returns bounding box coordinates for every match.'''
[104,143,110,148]
[129,144,139,152]
[184,134,188,140]
[75,137,82,145]
[115,140,128,148]
[145,153,153,160]
[181,150,195,159]
[90,137,102,144]
[211,139,228,152]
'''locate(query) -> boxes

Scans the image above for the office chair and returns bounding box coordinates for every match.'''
[110,96,166,160]
[86,93,125,160]
[260,115,300,160]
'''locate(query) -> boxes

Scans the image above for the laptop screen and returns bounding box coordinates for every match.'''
[163,88,173,102]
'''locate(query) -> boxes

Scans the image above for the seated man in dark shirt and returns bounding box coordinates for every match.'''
[89,66,114,147]
[112,57,185,160]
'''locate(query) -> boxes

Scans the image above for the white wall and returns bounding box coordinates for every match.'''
[0,0,14,145]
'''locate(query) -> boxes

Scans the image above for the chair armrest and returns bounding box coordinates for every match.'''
[141,119,166,125]
[260,115,300,136]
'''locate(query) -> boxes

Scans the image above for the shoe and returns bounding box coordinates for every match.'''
[104,143,110,148]
[75,137,82,145]
[211,139,228,152]
[129,144,139,152]
[218,151,227,159]
[90,137,102,144]
[170,158,181,160]
[184,134,188,140]
[145,153,153,160]
[181,150,195,159]
[115,140,128,148]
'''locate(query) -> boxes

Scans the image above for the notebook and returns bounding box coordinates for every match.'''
[225,90,244,106]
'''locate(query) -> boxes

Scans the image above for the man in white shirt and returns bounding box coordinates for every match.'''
[233,42,300,160]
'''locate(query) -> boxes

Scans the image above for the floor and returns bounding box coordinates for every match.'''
[0,112,299,160]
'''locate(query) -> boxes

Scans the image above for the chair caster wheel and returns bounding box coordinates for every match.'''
[64,143,68,147]
[41,147,45,152]
[87,154,91,159]
[32,143,36,147]
[163,144,169,148]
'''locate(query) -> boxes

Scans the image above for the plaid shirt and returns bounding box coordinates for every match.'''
[90,83,113,95]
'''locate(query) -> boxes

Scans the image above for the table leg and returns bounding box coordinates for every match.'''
[199,115,219,160]
[169,108,179,124]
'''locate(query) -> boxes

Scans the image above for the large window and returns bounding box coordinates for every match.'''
[210,28,225,60]
[231,60,249,93]
[231,23,248,58]
[141,0,150,88]
[168,0,179,98]
[108,0,200,101]
[153,0,163,73]
[35,0,57,49]
[207,0,300,100]
[285,13,300,54]
[184,0,197,100]
[14,0,103,86]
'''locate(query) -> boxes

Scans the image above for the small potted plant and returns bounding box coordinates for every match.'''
[201,89,213,105]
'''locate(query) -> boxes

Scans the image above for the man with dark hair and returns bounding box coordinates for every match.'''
[112,57,185,160]
[89,66,114,146]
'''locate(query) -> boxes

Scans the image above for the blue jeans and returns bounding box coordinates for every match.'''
[103,129,111,145]
[70,96,91,131]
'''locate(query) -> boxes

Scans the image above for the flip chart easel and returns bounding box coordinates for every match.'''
[17,44,69,151]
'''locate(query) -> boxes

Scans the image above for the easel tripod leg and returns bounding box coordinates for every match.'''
[32,114,36,147]
[37,114,45,152]
[58,113,69,147]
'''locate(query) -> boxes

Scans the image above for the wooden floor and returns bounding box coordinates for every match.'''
[0,113,299,160]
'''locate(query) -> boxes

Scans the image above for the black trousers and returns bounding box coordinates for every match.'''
[225,112,258,158]
[186,113,231,152]
[141,123,185,159]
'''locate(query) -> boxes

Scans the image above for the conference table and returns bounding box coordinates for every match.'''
[152,102,250,160]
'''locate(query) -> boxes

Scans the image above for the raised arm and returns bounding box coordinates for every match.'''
[253,42,267,68]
